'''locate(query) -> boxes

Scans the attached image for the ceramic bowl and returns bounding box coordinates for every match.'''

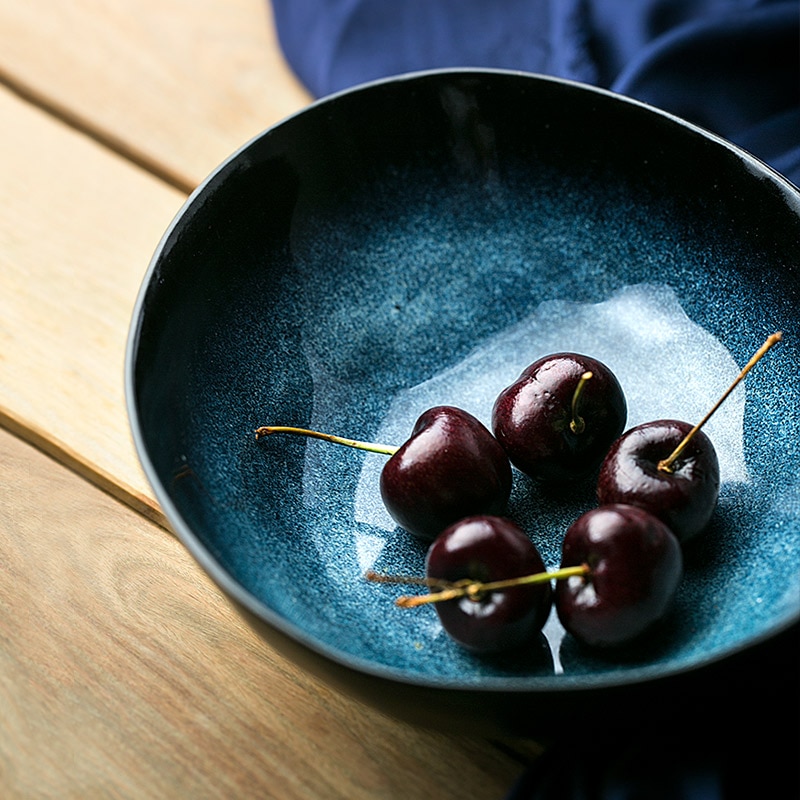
[127,69,800,737]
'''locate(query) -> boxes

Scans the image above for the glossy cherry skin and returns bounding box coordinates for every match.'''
[555,504,683,648]
[426,515,553,654]
[492,353,627,482]
[379,407,512,541]
[597,419,720,543]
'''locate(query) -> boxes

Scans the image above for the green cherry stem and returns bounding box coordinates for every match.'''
[569,371,593,434]
[366,564,590,608]
[255,425,399,456]
[657,331,783,473]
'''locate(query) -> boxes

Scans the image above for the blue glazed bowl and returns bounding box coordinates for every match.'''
[127,69,800,736]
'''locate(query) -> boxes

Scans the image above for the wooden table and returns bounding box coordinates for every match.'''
[0,3,542,797]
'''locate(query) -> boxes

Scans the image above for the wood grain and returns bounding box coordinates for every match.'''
[0,0,311,523]
[0,0,312,191]
[0,84,181,526]
[0,427,530,799]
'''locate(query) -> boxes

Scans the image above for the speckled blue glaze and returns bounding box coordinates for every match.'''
[127,70,800,732]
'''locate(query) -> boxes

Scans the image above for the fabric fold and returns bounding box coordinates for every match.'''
[270,0,799,185]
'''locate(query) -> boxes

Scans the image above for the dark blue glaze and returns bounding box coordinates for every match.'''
[127,70,800,735]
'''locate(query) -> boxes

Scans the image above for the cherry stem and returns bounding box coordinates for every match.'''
[569,371,593,434]
[254,425,398,456]
[364,570,455,591]
[366,564,590,608]
[657,331,783,473]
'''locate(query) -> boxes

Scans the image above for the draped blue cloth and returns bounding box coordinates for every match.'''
[270,0,800,186]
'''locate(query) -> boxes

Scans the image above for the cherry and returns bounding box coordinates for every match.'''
[492,352,627,482]
[555,504,683,648]
[377,407,513,541]
[372,515,554,654]
[597,332,782,542]
[424,516,552,653]
[255,406,512,542]
[597,420,719,542]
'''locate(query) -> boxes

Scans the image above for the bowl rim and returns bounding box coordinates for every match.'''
[125,66,800,696]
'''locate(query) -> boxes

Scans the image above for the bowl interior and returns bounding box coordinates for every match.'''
[129,70,800,692]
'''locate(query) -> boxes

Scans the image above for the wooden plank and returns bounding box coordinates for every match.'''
[0,427,529,799]
[0,0,312,191]
[0,84,181,526]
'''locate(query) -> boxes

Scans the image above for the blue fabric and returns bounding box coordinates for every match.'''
[270,0,800,186]
[505,735,726,799]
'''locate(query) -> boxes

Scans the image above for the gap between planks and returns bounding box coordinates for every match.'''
[0,69,183,533]
[0,403,169,532]
[0,65,196,194]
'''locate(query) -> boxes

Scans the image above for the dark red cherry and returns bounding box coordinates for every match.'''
[425,515,553,654]
[596,332,784,542]
[379,407,512,541]
[256,406,512,542]
[597,420,720,543]
[492,353,626,482]
[555,504,683,648]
